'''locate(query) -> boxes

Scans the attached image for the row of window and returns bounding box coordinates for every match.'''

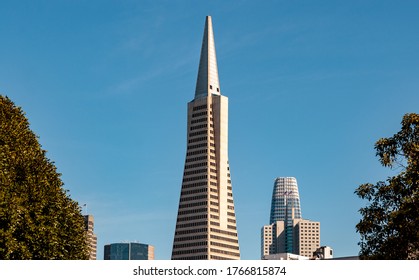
[178,206,236,218]
[172,248,207,255]
[175,227,207,236]
[193,105,207,111]
[191,111,207,118]
[191,117,207,124]
[185,155,207,163]
[210,234,238,244]
[187,142,208,150]
[301,238,320,241]
[210,201,219,206]
[193,123,214,131]
[210,255,234,260]
[210,228,238,237]
[182,181,207,189]
[179,194,207,203]
[301,230,320,233]
[182,175,207,183]
[173,241,207,249]
[174,234,207,243]
[188,136,207,144]
[186,149,207,156]
[176,214,206,222]
[210,214,219,220]
[180,188,207,196]
[184,168,207,176]
[185,162,207,169]
[190,124,208,131]
[176,221,207,229]
[189,130,207,137]
[210,248,240,257]
[210,241,239,251]
[177,207,207,216]
[179,201,207,209]
[173,255,208,260]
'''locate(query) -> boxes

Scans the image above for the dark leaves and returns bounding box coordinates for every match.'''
[0,95,88,259]
[355,113,419,259]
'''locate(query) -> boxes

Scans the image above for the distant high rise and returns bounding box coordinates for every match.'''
[104,242,154,260]
[270,177,302,224]
[171,16,240,260]
[84,215,97,260]
[262,177,320,259]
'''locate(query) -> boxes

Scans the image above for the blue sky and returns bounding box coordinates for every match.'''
[1,0,418,260]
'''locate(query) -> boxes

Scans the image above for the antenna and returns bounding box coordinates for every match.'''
[82,204,88,215]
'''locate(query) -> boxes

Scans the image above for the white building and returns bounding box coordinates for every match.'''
[171,16,240,260]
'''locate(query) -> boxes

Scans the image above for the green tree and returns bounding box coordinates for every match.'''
[0,95,88,259]
[355,113,419,259]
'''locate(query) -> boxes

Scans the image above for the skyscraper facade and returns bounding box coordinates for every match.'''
[262,177,320,259]
[171,16,240,260]
[104,242,154,260]
[269,177,302,254]
[261,219,320,259]
[83,215,97,260]
[270,177,302,224]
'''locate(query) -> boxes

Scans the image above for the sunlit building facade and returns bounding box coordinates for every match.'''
[84,215,97,260]
[262,177,320,259]
[171,16,240,260]
[270,177,302,224]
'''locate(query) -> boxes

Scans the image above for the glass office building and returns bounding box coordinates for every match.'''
[104,242,154,260]
[269,177,302,254]
[270,177,302,224]
[261,177,322,258]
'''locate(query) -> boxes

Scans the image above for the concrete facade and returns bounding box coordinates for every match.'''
[262,177,321,259]
[171,16,240,260]
[295,219,320,258]
[84,215,97,260]
[261,219,320,259]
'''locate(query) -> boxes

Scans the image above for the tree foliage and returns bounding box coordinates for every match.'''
[0,95,88,259]
[355,113,419,259]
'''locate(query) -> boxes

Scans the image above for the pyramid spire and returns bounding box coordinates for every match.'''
[195,16,221,98]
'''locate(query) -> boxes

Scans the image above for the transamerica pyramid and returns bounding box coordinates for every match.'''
[171,16,240,260]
